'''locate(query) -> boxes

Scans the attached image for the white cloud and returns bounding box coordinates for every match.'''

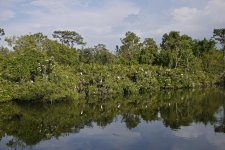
[0,0,17,21]
[0,0,225,49]
[30,0,91,8]
[172,7,200,23]
[123,0,225,43]
[174,123,225,149]
[169,0,225,37]
[0,9,15,21]
[205,0,225,24]
[1,0,139,49]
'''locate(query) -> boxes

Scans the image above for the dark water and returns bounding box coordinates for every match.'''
[0,89,225,150]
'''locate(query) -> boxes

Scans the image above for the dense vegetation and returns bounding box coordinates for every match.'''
[0,27,224,102]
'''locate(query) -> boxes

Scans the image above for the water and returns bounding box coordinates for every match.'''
[0,89,225,150]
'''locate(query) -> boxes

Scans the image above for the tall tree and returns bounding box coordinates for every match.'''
[118,31,141,64]
[213,28,225,61]
[160,31,180,68]
[52,30,86,48]
[192,38,216,57]
[5,33,47,51]
[160,31,195,69]
[202,50,224,73]
[94,44,114,65]
[78,47,95,64]
[0,28,5,40]
[44,39,79,66]
[138,38,158,64]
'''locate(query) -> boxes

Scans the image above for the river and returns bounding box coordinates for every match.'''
[0,88,225,150]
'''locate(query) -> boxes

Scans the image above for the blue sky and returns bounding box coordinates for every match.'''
[0,0,225,50]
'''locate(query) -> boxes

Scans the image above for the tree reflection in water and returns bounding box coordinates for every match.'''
[0,88,225,149]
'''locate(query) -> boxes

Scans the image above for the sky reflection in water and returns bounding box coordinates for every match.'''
[0,89,225,150]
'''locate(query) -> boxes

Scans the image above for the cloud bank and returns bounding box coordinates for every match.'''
[0,0,225,50]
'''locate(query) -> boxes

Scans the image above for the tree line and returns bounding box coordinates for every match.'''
[0,28,224,70]
[0,27,224,102]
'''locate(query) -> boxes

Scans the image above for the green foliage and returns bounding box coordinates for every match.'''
[0,78,14,102]
[219,71,225,87]
[44,39,79,66]
[192,38,216,57]
[213,28,225,62]
[118,31,141,64]
[0,28,5,40]
[159,31,196,69]
[138,38,158,64]
[93,44,114,65]
[78,47,95,64]
[1,49,46,82]
[0,29,224,103]
[52,30,86,48]
[78,44,114,65]
[5,33,47,52]
[213,28,225,47]
[12,65,79,102]
[202,50,224,73]
[0,47,10,65]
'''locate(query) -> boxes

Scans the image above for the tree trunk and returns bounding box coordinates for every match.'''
[175,56,178,69]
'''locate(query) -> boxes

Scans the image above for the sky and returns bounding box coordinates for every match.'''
[0,0,225,50]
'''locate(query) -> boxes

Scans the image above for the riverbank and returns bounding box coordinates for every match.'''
[0,64,223,103]
[0,30,224,103]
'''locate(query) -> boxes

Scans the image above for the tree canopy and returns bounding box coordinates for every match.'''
[0,27,224,102]
[159,31,195,69]
[118,31,141,64]
[52,30,86,48]
[213,28,225,60]
[0,28,5,40]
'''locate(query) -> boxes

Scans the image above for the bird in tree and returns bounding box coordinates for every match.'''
[0,28,5,40]
[52,30,86,48]
[213,28,225,60]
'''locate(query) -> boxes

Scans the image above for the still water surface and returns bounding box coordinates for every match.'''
[0,89,225,150]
